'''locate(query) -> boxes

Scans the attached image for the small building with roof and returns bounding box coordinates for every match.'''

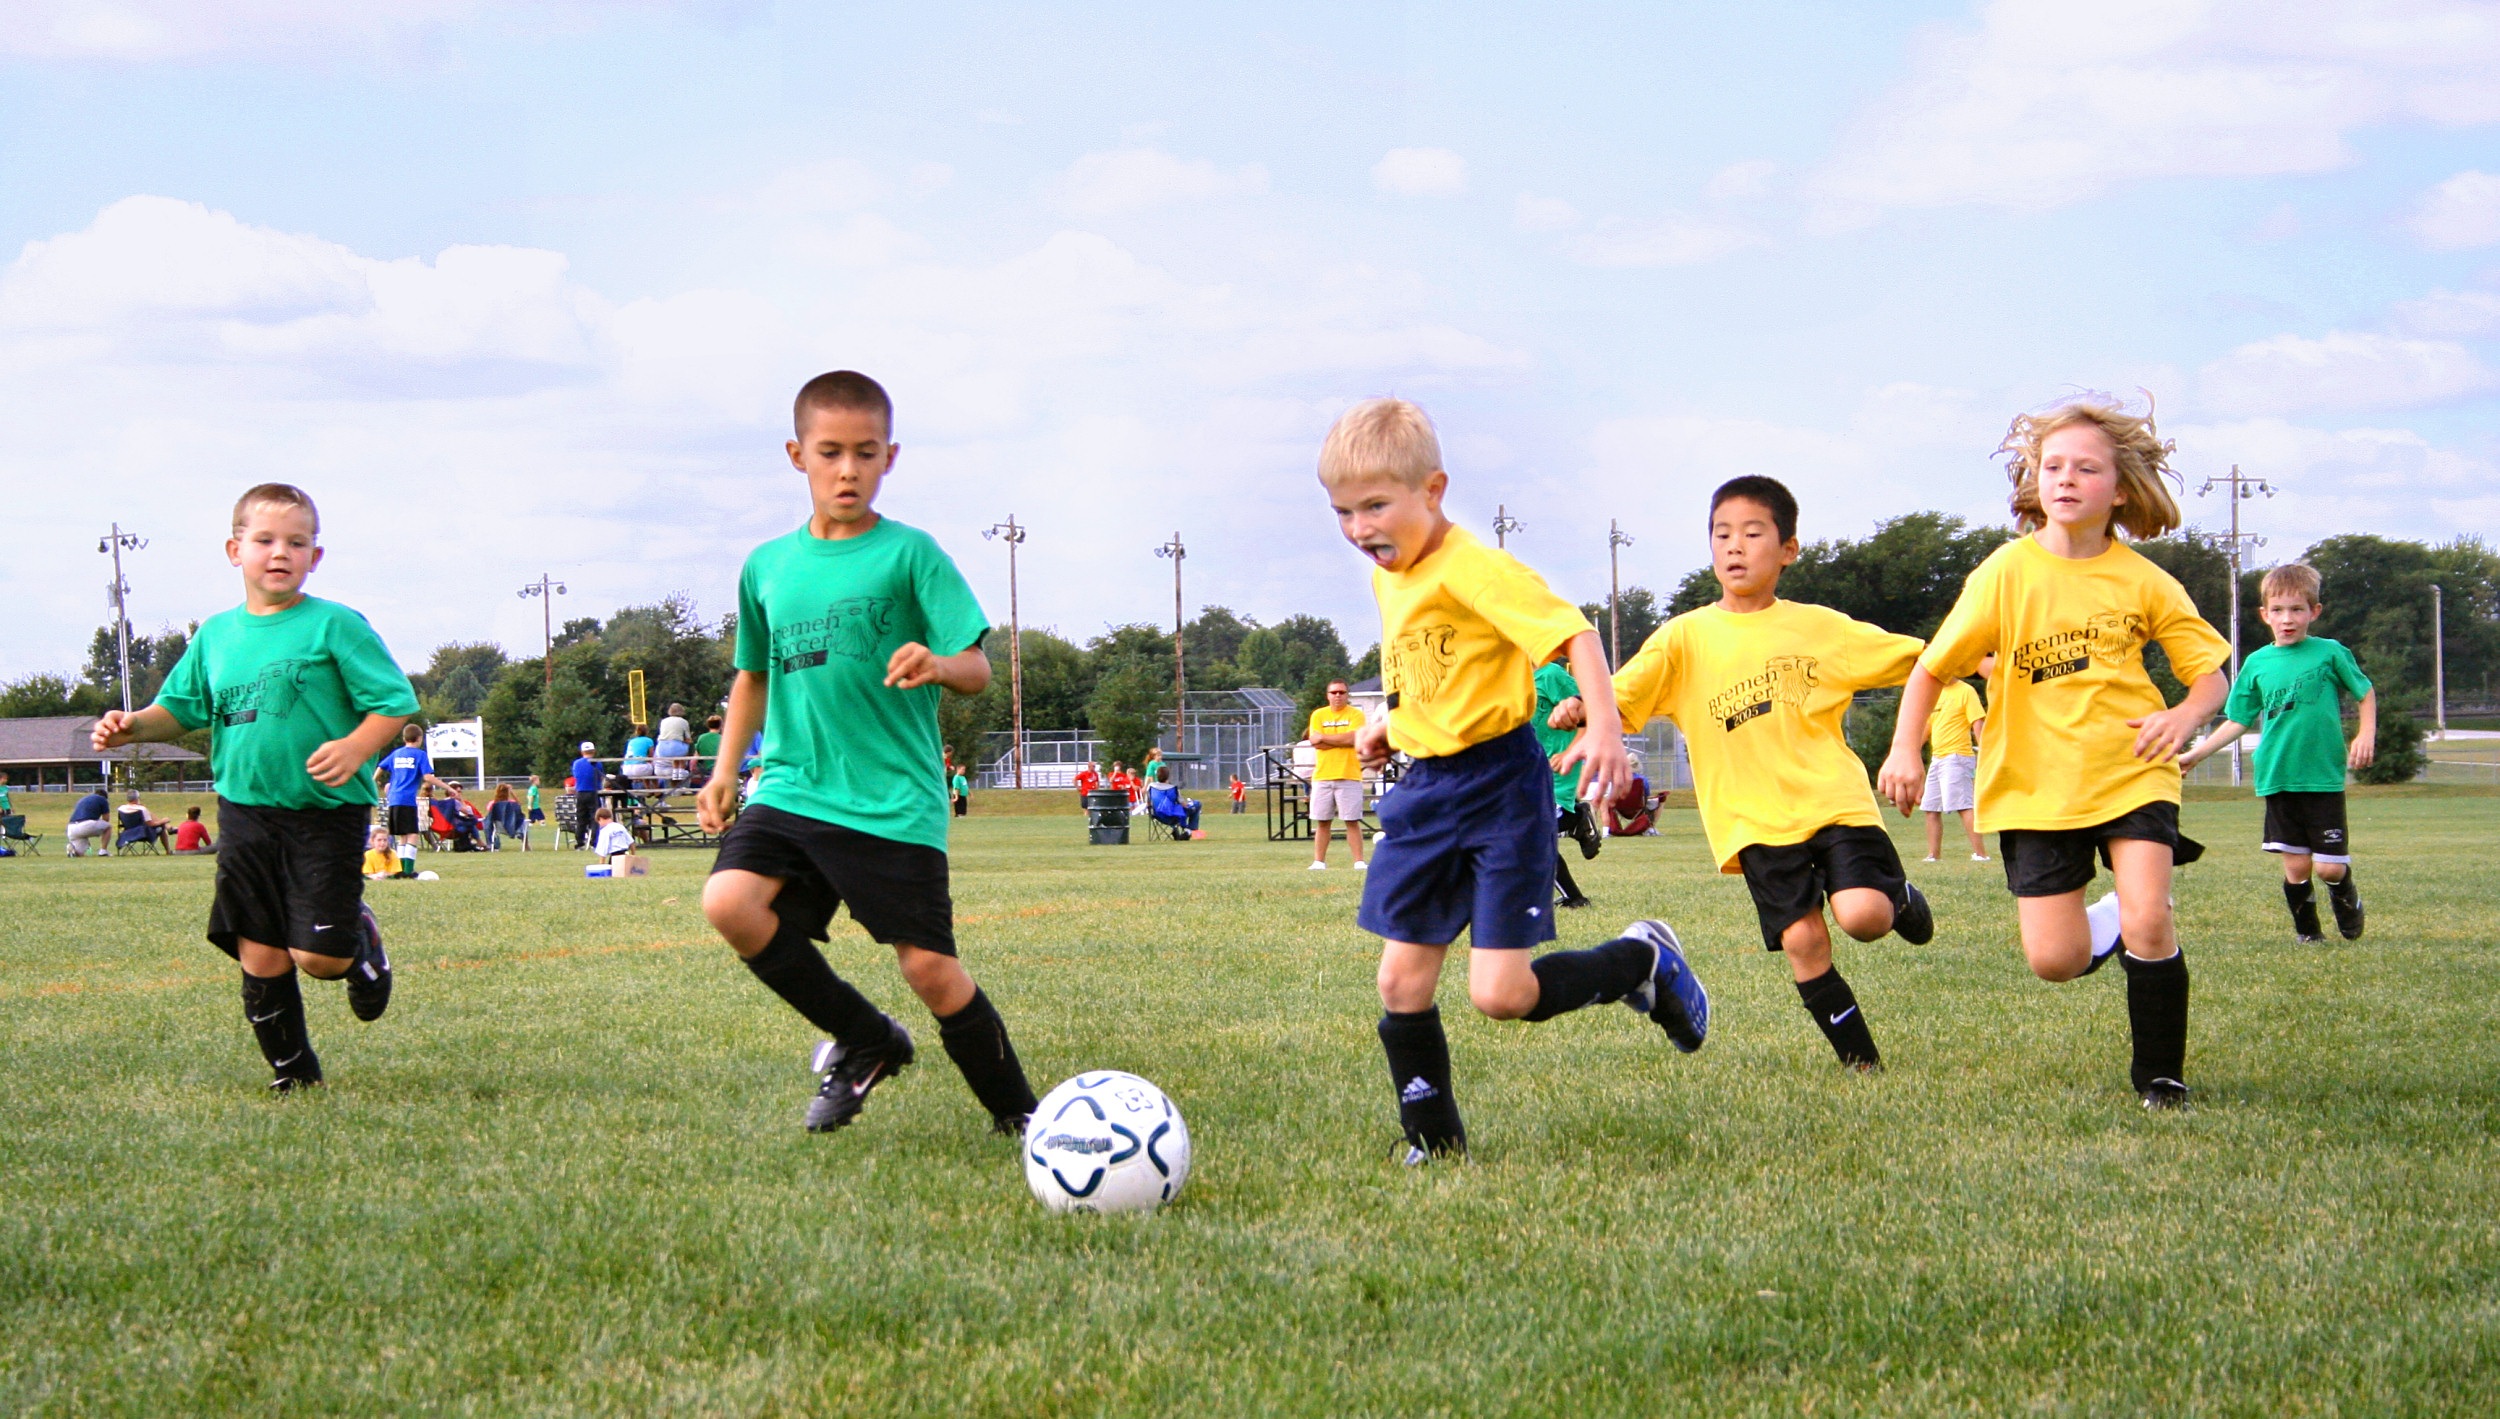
[0,716,207,791]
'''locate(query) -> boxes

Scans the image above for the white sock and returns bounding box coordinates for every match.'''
[2086,892,2123,959]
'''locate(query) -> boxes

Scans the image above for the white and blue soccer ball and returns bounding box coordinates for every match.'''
[1023,1071,1191,1215]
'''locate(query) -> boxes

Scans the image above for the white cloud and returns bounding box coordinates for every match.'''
[2411,169,2500,249]
[1513,194,1581,233]
[1566,214,1759,268]
[2391,285,2500,336]
[1702,160,1779,202]
[2196,329,2497,416]
[2170,416,2500,552]
[1056,148,1269,217]
[1808,0,2500,226]
[1372,147,1468,198]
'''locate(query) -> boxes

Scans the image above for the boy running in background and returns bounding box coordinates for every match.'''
[381,722,451,871]
[1922,655,1992,862]
[1559,476,1932,1072]
[2179,562,2374,941]
[1533,657,1599,909]
[93,483,416,1092]
[697,370,1038,1138]
[1880,398,2230,1110]
[1322,398,1708,1163]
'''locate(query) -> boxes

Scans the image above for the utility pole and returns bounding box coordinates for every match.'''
[1156,533,1188,752]
[1608,519,1634,667]
[97,524,146,789]
[517,574,568,688]
[2197,465,2273,786]
[2432,582,2446,740]
[1492,504,1523,549]
[984,517,1028,788]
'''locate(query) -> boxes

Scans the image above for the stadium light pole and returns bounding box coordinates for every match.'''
[1157,532,1187,751]
[517,574,568,689]
[2432,582,2446,740]
[984,516,1028,788]
[96,524,146,716]
[2197,465,2273,787]
[1492,504,1523,549]
[1607,519,1634,667]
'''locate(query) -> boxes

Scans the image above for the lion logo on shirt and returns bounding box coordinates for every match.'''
[214,658,310,727]
[1765,654,1819,707]
[2084,612,2147,667]
[824,597,894,663]
[1387,624,1457,707]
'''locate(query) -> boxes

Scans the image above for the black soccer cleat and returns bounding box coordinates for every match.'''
[991,1112,1030,1139]
[2295,933,2327,945]
[1620,919,1709,1052]
[345,904,392,1023]
[2328,878,2364,940]
[269,1047,323,1094]
[1556,892,1592,910]
[1892,880,1934,945]
[803,1019,915,1133]
[1568,804,1603,861]
[2138,1077,2190,1112]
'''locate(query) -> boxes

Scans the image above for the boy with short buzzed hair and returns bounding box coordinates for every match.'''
[1562,476,1933,1072]
[2180,562,2375,941]
[697,370,1038,1138]
[93,483,417,1092]
[1321,398,1708,1163]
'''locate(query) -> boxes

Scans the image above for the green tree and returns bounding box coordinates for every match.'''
[0,673,107,718]
[1184,605,1257,685]
[1087,658,1169,768]
[2353,695,2428,785]
[603,595,735,729]
[411,642,509,716]
[1663,512,2015,642]
[1577,586,1664,665]
[531,661,619,783]
[478,661,546,777]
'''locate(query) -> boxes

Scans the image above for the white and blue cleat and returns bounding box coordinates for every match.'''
[1620,919,1708,1053]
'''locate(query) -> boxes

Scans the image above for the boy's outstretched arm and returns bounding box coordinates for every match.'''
[2129,670,2228,764]
[308,713,415,787]
[2349,687,2377,769]
[886,643,991,695]
[91,705,184,751]
[2176,717,2248,771]
[1876,666,1948,816]
[697,670,768,834]
[1550,630,1630,806]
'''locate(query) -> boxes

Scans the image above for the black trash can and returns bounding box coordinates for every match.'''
[1084,789,1130,845]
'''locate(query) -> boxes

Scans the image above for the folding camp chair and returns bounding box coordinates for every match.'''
[1,814,39,856]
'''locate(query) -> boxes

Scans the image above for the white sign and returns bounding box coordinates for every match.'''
[427,718,486,789]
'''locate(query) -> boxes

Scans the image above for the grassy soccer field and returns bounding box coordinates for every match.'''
[6,789,2498,1416]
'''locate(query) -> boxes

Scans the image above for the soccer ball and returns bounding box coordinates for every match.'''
[1023,1071,1191,1215]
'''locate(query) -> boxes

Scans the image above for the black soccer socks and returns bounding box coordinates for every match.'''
[743,920,889,1050]
[1379,1007,1465,1155]
[2326,871,2365,940]
[937,988,1039,1124]
[241,969,320,1087]
[2282,879,2323,939]
[1521,936,1654,1021]
[1553,849,1588,908]
[2119,948,2190,1097]
[1795,967,1880,1069]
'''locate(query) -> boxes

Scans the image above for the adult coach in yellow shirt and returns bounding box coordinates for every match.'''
[1306,679,1368,870]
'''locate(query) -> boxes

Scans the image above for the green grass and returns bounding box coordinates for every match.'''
[6,791,2498,1415]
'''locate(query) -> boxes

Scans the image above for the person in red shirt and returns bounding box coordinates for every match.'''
[1228,775,1247,814]
[172,805,217,855]
[1074,762,1101,796]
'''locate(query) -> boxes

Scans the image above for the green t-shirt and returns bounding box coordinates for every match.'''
[693,730,721,761]
[735,517,988,850]
[2224,635,2372,797]
[153,596,420,810]
[527,784,542,812]
[1532,660,1580,811]
[952,773,970,797]
[0,784,12,815]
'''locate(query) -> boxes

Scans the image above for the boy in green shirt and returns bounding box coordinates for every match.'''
[697,370,1039,1137]
[1532,658,1598,908]
[93,484,420,1092]
[2180,562,2376,941]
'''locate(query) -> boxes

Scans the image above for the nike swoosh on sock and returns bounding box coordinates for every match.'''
[1828,1006,1858,1025]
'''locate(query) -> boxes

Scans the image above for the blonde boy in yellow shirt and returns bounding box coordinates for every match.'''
[1321,399,1710,1162]
[1879,399,2229,1110]
[1558,476,1933,1071]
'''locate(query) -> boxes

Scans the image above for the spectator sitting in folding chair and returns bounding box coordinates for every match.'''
[115,792,171,853]
[1146,768,1202,839]
[485,784,528,850]
[430,793,484,852]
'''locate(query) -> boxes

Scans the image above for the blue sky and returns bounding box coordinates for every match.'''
[4,0,2497,680]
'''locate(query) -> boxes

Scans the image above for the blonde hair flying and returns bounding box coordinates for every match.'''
[1317,398,1443,490]
[1998,395,2181,541]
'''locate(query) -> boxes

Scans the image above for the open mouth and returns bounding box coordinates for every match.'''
[1361,542,1398,567]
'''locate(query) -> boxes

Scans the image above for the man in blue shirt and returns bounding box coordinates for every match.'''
[67,787,113,857]
[379,723,449,858]
[570,741,604,849]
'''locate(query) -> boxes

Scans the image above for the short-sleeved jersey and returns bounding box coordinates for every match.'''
[951,773,970,796]
[1922,536,2231,832]
[153,596,419,811]
[1371,526,1593,759]
[693,730,721,760]
[1532,659,1583,811]
[2226,636,2372,796]
[735,517,988,851]
[570,756,601,793]
[383,745,433,806]
[1927,679,1986,760]
[1612,600,1923,872]
[1306,706,1366,781]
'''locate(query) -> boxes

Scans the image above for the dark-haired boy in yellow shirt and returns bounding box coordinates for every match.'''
[1560,475,1932,1071]
[1320,398,1710,1162]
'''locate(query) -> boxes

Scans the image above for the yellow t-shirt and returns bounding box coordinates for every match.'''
[1927,679,1985,759]
[1306,706,1365,781]
[1612,600,1924,872]
[1922,536,2231,832]
[361,849,395,876]
[1372,525,1592,759]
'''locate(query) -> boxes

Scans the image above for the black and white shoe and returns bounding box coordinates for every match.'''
[803,1020,915,1133]
[1619,919,1709,1053]
[1892,880,1934,945]
[269,1048,323,1094]
[2138,1077,2190,1111]
[1568,804,1603,861]
[2328,878,2364,940]
[345,904,392,1022]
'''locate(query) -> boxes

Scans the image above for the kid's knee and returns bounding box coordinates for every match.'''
[700,878,775,951]
[1829,894,1892,943]
[295,950,353,980]
[1468,977,1536,1020]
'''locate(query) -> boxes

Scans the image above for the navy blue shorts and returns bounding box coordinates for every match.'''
[1356,725,1557,950]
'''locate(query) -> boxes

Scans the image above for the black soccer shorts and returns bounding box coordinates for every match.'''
[386,803,420,837]
[1997,800,2206,899]
[1735,824,1908,951]
[2261,791,2350,863]
[711,803,958,956]
[206,798,372,961]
